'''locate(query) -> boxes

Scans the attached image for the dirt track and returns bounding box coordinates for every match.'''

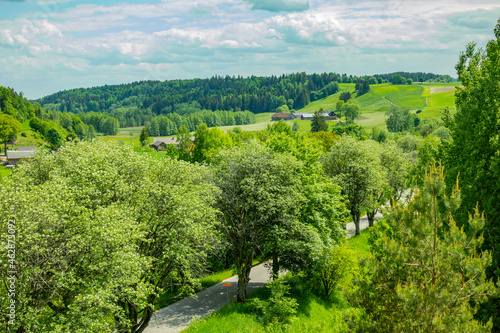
[429,86,458,93]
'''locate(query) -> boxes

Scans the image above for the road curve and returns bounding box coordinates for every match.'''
[144,212,381,332]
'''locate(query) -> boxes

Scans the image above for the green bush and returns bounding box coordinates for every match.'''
[308,245,359,298]
[251,278,298,325]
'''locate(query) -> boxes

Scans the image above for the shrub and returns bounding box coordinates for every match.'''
[309,245,358,297]
[251,278,298,325]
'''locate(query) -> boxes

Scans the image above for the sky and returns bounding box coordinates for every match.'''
[1,0,500,99]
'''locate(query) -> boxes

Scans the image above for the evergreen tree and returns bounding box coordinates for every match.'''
[311,109,328,132]
[139,127,149,147]
[356,162,497,332]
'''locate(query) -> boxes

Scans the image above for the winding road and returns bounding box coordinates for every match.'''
[143,212,381,332]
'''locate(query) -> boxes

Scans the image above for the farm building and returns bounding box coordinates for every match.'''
[150,141,167,151]
[294,111,337,120]
[271,113,294,121]
[292,113,309,119]
[149,137,195,151]
[6,149,36,166]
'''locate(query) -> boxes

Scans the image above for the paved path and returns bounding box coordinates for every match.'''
[144,211,383,332]
[346,211,384,238]
[144,262,272,333]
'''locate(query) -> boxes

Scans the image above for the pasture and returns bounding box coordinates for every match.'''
[295,82,459,129]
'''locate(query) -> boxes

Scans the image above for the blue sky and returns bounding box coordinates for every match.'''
[1,0,500,99]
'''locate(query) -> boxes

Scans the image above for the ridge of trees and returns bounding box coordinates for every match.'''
[35,71,450,117]
[373,71,456,83]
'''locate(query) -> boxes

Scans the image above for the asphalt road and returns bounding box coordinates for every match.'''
[143,262,272,333]
[144,211,382,333]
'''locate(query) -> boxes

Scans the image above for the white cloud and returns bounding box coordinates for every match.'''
[2,0,500,99]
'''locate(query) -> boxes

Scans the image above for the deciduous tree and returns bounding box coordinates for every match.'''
[0,141,219,333]
[0,114,22,154]
[444,19,500,326]
[212,143,303,302]
[322,136,383,235]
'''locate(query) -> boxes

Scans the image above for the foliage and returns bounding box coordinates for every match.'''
[46,128,63,150]
[0,141,219,333]
[309,245,358,297]
[139,127,149,146]
[379,141,411,200]
[0,87,36,122]
[192,124,234,163]
[292,121,300,131]
[311,109,328,132]
[355,79,370,96]
[251,278,298,325]
[385,105,415,132]
[355,162,497,332]
[212,143,303,302]
[432,126,451,140]
[38,72,343,115]
[0,113,23,153]
[322,136,384,235]
[342,100,361,124]
[338,91,352,103]
[444,19,500,327]
[374,71,454,83]
[331,123,361,136]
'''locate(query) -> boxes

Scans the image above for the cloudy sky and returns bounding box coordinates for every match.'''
[1,0,499,99]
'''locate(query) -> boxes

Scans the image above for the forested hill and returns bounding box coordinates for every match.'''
[37,73,341,116]
[35,71,452,117]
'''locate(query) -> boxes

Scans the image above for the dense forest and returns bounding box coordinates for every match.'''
[36,71,453,119]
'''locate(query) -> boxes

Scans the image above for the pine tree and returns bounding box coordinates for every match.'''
[139,127,149,147]
[356,162,497,332]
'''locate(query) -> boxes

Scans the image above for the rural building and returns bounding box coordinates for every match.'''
[292,113,309,119]
[300,113,315,120]
[271,113,294,121]
[149,137,195,151]
[325,111,337,120]
[295,111,337,120]
[150,141,167,151]
[6,149,36,166]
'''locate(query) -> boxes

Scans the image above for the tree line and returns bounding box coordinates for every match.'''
[36,71,449,118]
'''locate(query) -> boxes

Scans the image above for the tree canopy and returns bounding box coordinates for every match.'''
[0,141,219,333]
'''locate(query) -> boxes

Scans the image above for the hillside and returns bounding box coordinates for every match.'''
[290,82,457,130]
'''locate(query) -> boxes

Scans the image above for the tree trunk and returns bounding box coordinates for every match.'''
[367,210,376,228]
[272,251,279,280]
[352,211,361,235]
[237,254,253,303]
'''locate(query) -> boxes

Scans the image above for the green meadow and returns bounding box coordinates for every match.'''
[292,82,459,130]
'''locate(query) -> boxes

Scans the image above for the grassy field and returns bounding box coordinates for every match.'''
[293,82,459,130]
[183,230,372,333]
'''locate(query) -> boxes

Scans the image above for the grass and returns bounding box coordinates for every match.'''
[292,82,458,130]
[371,85,426,110]
[0,165,12,181]
[422,88,456,111]
[184,273,353,333]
